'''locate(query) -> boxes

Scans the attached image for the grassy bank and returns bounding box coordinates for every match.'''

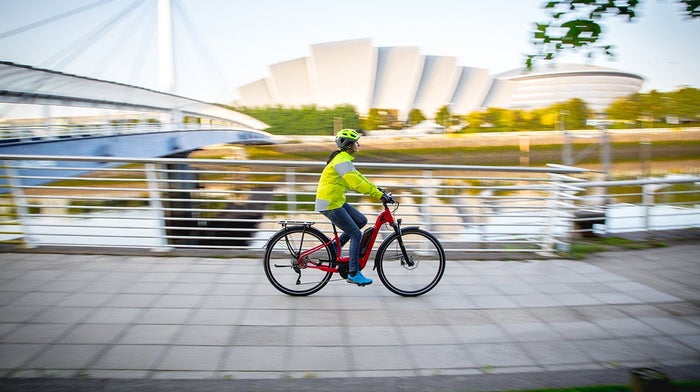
[511,381,700,392]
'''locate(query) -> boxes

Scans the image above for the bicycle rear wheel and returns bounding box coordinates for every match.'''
[375,227,445,297]
[263,225,334,296]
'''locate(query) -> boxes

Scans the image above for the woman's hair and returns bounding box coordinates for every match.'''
[326,149,341,164]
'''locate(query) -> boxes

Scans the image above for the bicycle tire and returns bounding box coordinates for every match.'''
[375,227,446,297]
[263,225,334,296]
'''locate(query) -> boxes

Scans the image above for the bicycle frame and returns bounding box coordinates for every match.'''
[296,202,411,274]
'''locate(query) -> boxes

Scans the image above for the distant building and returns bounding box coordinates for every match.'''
[485,63,644,114]
[235,38,643,119]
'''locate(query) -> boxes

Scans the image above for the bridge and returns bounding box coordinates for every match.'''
[0,61,275,188]
[1,0,273,165]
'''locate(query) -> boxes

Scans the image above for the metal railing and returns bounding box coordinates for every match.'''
[573,175,700,238]
[1,154,698,256]
[0,123,251,145]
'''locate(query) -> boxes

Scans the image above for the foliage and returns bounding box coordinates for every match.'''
[435,105,452,127]
[527,0,699,68]
[408,108,426,126]
[362,108,382,131]
[464,110,485,129]
[232,88,698,135]
[606,93,643,122]
[361,108,403,130]
[606,87,700,125]
[231,104,360,135]
[552,98,592,129]
[463,98,593,131]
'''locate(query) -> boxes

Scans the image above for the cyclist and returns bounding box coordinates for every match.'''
[314,129,392,286]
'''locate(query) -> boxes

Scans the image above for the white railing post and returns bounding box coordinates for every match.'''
[286,168,297,213]
[543,174,559,255]
[3,163,37,248]
[422,170,434,233]
[145,163,172,252]
[642,183,663,240]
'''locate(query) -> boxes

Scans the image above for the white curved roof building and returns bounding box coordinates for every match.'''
[485,63,644,113]
[235,39,643,119]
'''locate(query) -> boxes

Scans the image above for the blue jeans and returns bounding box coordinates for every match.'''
[320,203,367,274]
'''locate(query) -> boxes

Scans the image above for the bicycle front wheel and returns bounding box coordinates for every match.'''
[263,225,334,296]
[375,228,446,297]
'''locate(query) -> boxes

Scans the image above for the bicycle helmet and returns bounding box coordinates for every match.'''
[335,129,360,150]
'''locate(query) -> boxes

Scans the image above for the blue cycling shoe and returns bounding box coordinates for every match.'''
[347,271,372,286]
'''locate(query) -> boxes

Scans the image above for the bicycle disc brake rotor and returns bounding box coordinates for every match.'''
[401,255,419,270]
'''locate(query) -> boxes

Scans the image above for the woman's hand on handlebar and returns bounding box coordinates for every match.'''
[380,190,395,204]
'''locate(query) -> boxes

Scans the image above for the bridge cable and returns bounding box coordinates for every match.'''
[0,1,145,119]
[0,0,117,40]
[40,0,146,71]
[172,0,234,102]
[89,0,155,89]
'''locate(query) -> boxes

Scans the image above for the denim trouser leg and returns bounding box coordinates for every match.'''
[320,203,367,274]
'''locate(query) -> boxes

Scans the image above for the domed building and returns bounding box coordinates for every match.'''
[484,63,644,114]
[235,38,643,119]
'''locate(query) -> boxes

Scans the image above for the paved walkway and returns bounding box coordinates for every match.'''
[0,243,699,391]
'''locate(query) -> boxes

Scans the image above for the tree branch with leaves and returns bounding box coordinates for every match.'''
[526,0,699,68]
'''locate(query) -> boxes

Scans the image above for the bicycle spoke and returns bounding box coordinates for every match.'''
[263,226,333,296]
[376,228,445,297]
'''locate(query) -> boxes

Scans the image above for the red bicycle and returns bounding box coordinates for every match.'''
[263,195,446,296]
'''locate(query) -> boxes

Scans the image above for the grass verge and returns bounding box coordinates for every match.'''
[565,237,668,260]
[511,381,700,392]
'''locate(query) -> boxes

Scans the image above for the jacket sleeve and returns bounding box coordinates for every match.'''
[335,161,384,200]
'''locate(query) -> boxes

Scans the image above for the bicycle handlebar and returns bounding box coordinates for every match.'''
[381,192,398,209]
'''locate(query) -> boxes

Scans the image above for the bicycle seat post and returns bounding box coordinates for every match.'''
[331,223,339,240]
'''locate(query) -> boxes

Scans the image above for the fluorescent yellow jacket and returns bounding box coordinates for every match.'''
[314,151,383,211]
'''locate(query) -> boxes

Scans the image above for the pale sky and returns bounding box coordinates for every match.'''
[1,0,698,104]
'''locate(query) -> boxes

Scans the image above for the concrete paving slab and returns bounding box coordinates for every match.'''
[0,243,699,391]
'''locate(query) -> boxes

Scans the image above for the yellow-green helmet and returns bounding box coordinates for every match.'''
[335,129,360,149]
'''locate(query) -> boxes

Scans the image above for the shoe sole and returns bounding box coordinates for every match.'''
[347,280,372,286]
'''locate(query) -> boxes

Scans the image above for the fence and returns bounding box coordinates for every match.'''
[1,154,698,256]
[0,122,243,145]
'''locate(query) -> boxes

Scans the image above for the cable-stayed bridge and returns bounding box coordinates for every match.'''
[0,1,274,186]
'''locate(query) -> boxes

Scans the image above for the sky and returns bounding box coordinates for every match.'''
[0,0,699,105]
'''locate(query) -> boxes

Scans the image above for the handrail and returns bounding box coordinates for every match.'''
[0,154,588,174]
[1,154,698,256]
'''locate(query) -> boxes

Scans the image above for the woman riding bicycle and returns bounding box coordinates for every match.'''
[314,129,392,286]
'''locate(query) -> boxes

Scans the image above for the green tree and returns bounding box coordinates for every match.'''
[556,98,592,129]
[333,104,362,131]
[435,105,452,127]
[408,108,426,126]
[527,0,699,68]
[361,108,383,130]
[606,88,700,125]
[607,93,642,122]
[482,107,517,129]
[670,87,700,121]
[465,110,485,129]
[233,104,361,135]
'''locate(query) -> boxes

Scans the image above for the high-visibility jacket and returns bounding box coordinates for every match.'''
[314,151,383,211]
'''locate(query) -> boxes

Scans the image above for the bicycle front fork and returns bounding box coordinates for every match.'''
[390,219,414,267]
